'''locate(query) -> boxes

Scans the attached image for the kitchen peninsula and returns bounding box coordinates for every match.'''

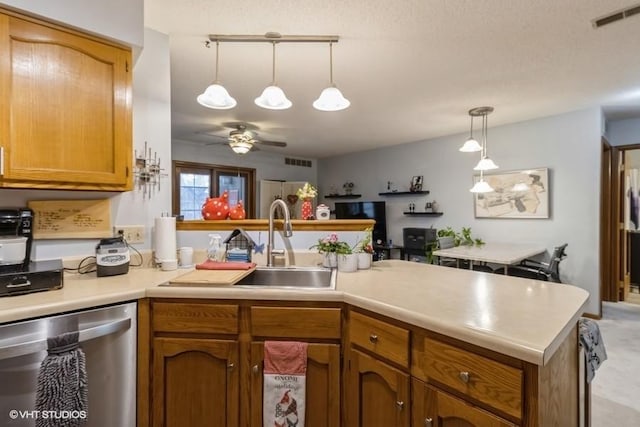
[0,260,589,427]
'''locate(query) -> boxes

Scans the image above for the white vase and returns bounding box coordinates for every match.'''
[338,254,358,272]
[322,252,337,268]
[357,253,372,269]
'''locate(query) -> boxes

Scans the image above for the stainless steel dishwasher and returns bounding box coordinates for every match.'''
[0,302,136,427]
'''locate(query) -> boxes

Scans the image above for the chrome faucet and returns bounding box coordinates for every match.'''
[267,199,293,267]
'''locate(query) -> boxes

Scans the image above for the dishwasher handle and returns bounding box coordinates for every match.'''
[0,317,131,361]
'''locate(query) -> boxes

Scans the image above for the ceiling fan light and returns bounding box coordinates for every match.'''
[197,83,237,109]
[229,140,253,154]
[470,180,494,193]
[255,85,292,110]
[473,157,499,171]
[459,138,482,152]
[313,86,350,111]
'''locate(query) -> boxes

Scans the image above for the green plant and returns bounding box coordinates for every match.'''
[425,226,485,263]
[310,233,352,254]
[354,227,374,254]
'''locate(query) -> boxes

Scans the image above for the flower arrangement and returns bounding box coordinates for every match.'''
[296,182,317,200]
[311,233,352,254]
[355,227,374,254]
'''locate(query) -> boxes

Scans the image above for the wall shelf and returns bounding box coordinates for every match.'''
[324,194,362,199]
[378,191,429,196]
[403,212,443,216]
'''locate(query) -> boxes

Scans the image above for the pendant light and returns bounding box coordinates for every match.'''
[313,42,350,111]
[470,170,494,193]
[472,107,499,171]
[229,140,253,154]
[459,114,482,152]
[255,42,292,110]
[197,41,237,110]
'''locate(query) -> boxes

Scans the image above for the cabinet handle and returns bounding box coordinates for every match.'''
[227,362,235,370]
[396,401,404,410]
[424,417,433,427]
[459,371,470,383]
[369,334,379,343]
[252,364,259,374]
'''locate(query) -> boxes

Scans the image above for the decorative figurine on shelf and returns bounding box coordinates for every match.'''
[228,201,246,219]
[296,182,317,220]
[431,200,439,213]
[343,181,355,195]
[410,175,423,192]
[201,190,230,220]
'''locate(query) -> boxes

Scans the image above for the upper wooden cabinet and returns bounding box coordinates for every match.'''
[0,9,132,190]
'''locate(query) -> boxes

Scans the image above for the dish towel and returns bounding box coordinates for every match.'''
[579,318,608,383]
[35,331,88,427]
[263,341,308,427]
[195,259,256,270]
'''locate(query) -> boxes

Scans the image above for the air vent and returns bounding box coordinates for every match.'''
[593,3,640,28]
[285,157,312,168]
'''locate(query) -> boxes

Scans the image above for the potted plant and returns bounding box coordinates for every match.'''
[425,226,485,264]
[311,233,350,268]
[354,227,374,269]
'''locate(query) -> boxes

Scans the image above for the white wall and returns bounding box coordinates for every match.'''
[607,118,640,147]
[319,107,602,314]
[0,28,172,258]
[0,0,143,53]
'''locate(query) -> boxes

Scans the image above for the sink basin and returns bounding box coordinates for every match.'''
[234,266,336,290]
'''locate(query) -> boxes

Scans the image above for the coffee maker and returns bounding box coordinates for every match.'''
[0,208,34,269]
[0,208,63,296]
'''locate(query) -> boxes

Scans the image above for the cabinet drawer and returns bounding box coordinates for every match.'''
[419,337,523,420]
[153,302,239,334]
[251,307,341,339]
[349,311,409,367]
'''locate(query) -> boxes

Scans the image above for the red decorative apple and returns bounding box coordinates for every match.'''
[228,201,246,220]
[201,191,230,220]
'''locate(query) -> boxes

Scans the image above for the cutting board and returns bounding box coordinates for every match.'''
[169,267,256,286]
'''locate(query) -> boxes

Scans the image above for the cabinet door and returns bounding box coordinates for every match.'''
[153,337,239,427]
[412,378,516,427]
[0,12,132,190]
[250,341,341,427]
[347,348,410,427]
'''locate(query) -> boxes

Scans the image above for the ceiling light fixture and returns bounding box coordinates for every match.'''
[196,41,237,110]
[229,139,253,154]
[459,113,481,152]
[471,107,499,171]
[313,42,350,111]
[255,41,292,110]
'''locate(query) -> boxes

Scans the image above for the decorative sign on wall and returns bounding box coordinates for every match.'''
[27,199,112,239]
[473,168,549,219]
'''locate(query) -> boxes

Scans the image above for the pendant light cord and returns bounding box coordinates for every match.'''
[482,114,487,158]
[271,41,276,85]
[214,41,220,83]
[329,42,334,85]
[469,115,474,138]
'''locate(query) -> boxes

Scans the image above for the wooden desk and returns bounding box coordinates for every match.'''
[432,242,546,272]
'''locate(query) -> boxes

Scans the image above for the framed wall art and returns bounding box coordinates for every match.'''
[473,168,549,219]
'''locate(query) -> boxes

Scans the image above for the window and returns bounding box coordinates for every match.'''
[173,161,256,219]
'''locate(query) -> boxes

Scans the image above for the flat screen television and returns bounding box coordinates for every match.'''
[334,201,387,244]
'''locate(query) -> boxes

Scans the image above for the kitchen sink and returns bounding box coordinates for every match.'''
[234,266,336,290]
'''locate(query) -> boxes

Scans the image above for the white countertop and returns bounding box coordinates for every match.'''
[0,260,588,366]
[432,242,546,265]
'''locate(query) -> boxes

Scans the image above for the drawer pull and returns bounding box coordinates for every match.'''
[424,417,433,427]
[252,364,259,374]
[227,362,235,370]
[369,334,379,343]
[395,401,404,410]
[459,371,470,383]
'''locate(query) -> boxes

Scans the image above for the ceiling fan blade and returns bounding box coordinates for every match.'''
[255,139,287,147]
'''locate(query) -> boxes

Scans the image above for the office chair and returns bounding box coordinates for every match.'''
[503,243,568,283]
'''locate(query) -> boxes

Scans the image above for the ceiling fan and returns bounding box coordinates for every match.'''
[201,124,287,154]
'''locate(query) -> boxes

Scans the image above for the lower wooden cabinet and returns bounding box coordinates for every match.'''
[412,378,516,427]
[250,342,341,427]
[152,337,239,427]
[347,348,410,427]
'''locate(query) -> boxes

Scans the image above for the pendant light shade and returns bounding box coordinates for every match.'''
[459,115,481,152]
[474,156,499,171]
[313,42,350,111]
[197,41,236,110]
[255,42,292,110]
[470,179,494,193]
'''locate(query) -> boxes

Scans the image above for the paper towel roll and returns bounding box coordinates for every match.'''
[154,217,177,265]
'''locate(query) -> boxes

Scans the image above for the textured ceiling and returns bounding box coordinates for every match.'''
[145,0,640,158]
